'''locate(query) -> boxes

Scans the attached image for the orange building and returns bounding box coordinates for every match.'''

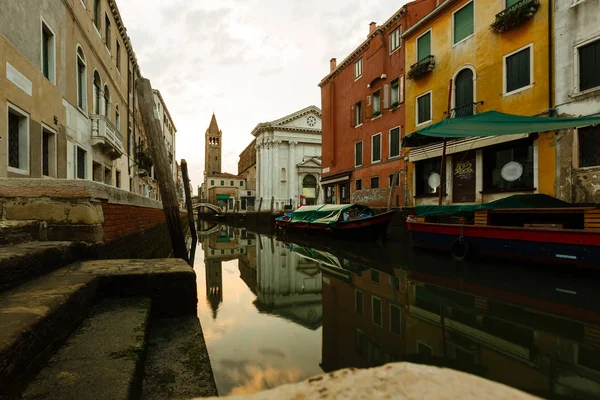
[319,0,437,207]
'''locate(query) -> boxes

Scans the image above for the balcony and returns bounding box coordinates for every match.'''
[90,114,124,160]
[490,0,540,34]
[445,101,484,118]
[408,55,435,81]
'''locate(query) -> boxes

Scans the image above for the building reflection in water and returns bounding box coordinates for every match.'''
[296,242,600,400]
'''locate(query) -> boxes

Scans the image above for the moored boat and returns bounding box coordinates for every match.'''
[407,194,600,268]
[276,204,394,241]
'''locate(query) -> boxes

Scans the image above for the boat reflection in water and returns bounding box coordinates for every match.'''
[288,238,600,400]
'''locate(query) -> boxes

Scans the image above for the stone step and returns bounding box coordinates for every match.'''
[0,241,89,294]
[22,297,152,400]
[0,221,44,246]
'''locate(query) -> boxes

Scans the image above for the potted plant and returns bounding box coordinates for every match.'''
[372,111,382,118]
[408,56,435,80]
[390,101,400,109]
[490,0,540,34]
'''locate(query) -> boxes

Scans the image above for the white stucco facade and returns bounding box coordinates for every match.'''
[253,106,323,210]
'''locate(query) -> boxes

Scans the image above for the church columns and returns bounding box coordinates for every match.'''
[288,141,297,205]
[272,140,281,205]
[256,143,261,200]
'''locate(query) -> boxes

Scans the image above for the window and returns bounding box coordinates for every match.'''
[76,146,86,179]
[116,170,121,188]
[417,30,431,62]
[355,329,367,358]
[389,173,399,187]
[389,127,400,158]
[41,20,55,83]
[240,181,244,186]
[372,133,381,162]
[93,71,101,114]
[42,127,56,177]
[578,39,600,92]
[355,290,363,314]
[504,45,532,94]
[390,276,401,291]
[354,58,363,79]
[210,179,214,185]
[220,180,224,186]
[104,166,112,185]
[104,85,110,117]
[230,180,234,186]
[355,142,363,167]
[354,101,363,126]
[578,126,600,167]
[372,90,381,116]
[93,0,101,30]
[371,176,379,189]
[455,68,475,116]
[116,40,121,71]
[7,105,30,173]
[77,47,87,110]
[105,14,111,51]
[453,1,474,45]
[483,139,534,191]
[371,269,380,283]
[114,105,121,131]
[389,26,402,53]
[356,179,362,191]
[416,92,432,125]
[416,157,442,195]
[391,77,404,107]
[372,296,382,327]
[390,305,401,335]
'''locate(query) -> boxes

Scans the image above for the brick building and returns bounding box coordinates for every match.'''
[319,0,437,207]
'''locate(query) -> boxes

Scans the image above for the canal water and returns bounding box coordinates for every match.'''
[194,222,600,398]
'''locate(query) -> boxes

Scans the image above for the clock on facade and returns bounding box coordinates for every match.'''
[307,116,317,127]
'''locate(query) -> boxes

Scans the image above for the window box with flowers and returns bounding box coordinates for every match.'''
[408,55,435,80]
[490,0,541,34]
[137,148,153,172]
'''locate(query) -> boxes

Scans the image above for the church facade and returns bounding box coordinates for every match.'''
[252,106,323,210]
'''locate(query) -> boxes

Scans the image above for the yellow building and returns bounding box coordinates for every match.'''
[403,0,554,206]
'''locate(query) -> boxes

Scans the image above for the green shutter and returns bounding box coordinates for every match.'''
[417,32,431,62]
[506,0,520,7]
[579,40,600,91]
[355,142,362,166]
[390,128,400,157]
[454,2,474,44]
[373,135,381,161]
[506,48,530,93]
[418,94,431,123]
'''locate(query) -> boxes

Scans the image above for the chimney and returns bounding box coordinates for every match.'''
[369,22,377,35]
[330,58,337,72]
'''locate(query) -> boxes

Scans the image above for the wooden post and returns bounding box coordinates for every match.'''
[439,79,453,206]
[135,78,188,261]
[270,196,274,213]
[181,159,197,243]
[387,170,399,211]
[258,197,263,212]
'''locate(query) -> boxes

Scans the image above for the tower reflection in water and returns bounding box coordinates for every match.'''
[301,241,600,400]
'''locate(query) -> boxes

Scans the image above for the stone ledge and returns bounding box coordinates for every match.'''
[200,363,539,400]
[0,178,163,209]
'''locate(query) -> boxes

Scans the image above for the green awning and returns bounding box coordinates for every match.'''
[290,204,364,226]
[216,194,230,200]
[403,111,600,147]
[415,194,573,218]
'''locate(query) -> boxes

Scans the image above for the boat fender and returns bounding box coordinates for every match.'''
[451,238,470,261]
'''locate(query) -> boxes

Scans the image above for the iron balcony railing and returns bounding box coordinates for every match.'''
[444,101,484,118]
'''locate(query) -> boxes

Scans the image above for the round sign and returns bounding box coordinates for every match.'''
[501,161,523,182]
[428,172,441,189]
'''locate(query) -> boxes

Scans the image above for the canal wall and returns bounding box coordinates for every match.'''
[0,178,189,259]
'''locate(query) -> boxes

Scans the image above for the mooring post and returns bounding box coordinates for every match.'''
[181,159,197,243]
[258,197,263,212]
[387,170,399,211]
[135,78,188,261]
[270,196,274,213]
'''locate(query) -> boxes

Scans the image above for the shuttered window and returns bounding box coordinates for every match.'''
[371,177,379,189]
[354,58,363,79]
[506,0,521,8]
[417,92,431,124]
[372,296,382,327]
[373,90,381,115]
[505,47,531,93]
[579,126,600,167]
[356,179,362,190]
[372,134,381,162]
[390,305,401,335]
[453,1,474,45]
[354,101,363,126]
[390,127,400,158]
[389,27,402,53]
[579,40,600,91]
[417,31,431,62]
[391,78,400,106]
[355,142,363,167]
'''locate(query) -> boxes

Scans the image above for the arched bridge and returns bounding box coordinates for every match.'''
[192,202,222,214]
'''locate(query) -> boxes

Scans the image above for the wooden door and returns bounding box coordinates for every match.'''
[452,151,476,203]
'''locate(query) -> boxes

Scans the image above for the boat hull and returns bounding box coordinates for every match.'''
[407,221,600,269]
[278,211,395,241]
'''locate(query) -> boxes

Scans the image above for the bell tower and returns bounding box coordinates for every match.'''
[204,113,222,179]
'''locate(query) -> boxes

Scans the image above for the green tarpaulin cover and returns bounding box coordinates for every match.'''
[403,111,600,147]
[290,204,359,226]
[415,194,573,217]
[290,244,341,270]
[216,194,230,200]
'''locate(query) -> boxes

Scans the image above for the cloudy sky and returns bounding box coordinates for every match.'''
[117,0,410,190]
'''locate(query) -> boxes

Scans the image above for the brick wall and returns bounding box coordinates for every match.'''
[102,203,166,242]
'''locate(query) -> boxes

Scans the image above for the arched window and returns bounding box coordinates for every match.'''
[93,70,101,114]
[115,105,120,130]
[302,175,318,205]
[454,68,474,117]
[76,46,87,110]
[280,167,286,182]
[103,85,110,118]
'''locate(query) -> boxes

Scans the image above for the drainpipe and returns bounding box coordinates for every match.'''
[548,0,553,115]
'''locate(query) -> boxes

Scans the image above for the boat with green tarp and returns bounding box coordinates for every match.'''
[275,204,394,240]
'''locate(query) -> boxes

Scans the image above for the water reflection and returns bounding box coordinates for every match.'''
[195,222,600,399]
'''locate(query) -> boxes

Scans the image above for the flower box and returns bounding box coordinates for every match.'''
[490,0,540,34]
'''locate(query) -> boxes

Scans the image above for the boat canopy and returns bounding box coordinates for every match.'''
[290,204,364,226]
[290,244,342,270]
[403,111,600,147]
[415,194,573,218]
